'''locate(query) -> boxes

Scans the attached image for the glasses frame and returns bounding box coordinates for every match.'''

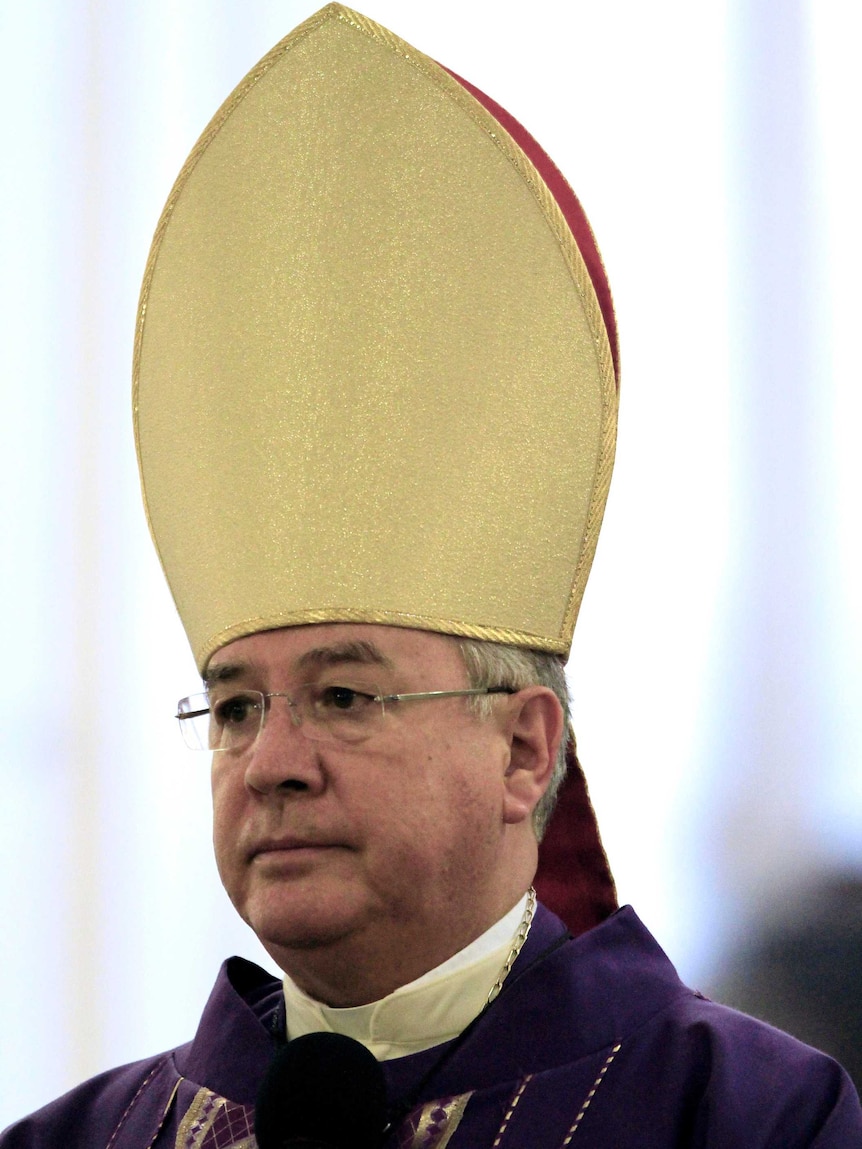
[175,685,515,752]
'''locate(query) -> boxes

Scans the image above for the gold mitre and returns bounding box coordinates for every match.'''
[134,4,619,674]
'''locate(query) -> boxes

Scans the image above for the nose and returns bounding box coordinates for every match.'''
[243,695,325,796]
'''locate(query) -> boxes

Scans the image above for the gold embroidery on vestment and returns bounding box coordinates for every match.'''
[175,1087,255,1149]
[401,1091,473,1149]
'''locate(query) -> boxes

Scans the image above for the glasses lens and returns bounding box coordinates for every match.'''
[297,683,383,743]
[206,689,266,751]
[177,694,213,750]
[177,690,266,751]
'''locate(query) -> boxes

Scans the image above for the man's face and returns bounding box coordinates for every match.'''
[209,623,526,990]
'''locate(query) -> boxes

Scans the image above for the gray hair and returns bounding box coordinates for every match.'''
[456,638,570,840]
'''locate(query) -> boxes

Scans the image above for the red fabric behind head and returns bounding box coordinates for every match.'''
[442,67,620,386]
[534,740,618,935]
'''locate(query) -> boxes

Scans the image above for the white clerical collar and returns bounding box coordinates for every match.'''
[282,892,531,1061]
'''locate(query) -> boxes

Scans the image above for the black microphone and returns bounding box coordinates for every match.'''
[254,1032,389,1149]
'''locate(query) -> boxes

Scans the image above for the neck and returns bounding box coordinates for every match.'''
[280,892,534,1059]
[268,882,533,1007]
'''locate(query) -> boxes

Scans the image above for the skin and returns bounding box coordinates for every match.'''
[209,623,563,1006]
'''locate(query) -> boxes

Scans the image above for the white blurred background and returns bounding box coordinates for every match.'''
[2,0,860,1126]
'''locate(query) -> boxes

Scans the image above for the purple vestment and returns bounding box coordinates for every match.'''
[3,905,860,1147]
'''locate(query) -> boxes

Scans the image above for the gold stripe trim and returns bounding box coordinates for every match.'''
[144,1079,181,1149]
[559,1043,622,1144]
[492,1074,534,1148]
[105,1062,170,1149]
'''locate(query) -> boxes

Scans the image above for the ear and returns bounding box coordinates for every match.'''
[500,687,564,826]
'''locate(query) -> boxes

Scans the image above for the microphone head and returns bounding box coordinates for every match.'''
[254,1032,388,1149]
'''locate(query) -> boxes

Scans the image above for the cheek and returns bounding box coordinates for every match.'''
[383,750,501,869]
[210,768,245,886]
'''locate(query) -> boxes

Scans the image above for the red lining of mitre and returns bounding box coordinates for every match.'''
[533,742,619,936]
[442,66,620,387]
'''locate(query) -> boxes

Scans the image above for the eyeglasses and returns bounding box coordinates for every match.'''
[176,684,515,752]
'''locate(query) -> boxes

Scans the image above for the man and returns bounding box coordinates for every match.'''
[3,4,860,1146]
[206,625,561,1010]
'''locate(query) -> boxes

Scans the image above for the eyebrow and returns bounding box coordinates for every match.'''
[202,662,246,686]
[203,639,395,687]
[295,640,395,675]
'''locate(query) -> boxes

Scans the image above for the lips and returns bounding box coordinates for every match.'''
[249,835,343,860]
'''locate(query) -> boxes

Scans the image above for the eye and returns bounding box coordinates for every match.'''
[314,685,376,714]
[211,692,261,727]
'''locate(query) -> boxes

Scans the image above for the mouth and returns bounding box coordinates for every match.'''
[250,837,343,863]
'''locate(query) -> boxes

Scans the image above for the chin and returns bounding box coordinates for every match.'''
[244,878,374,954]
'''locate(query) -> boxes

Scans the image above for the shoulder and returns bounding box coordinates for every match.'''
[513,905,862,1145]
[628,991,862,1145]
[0,955,281,1148]
[0,1052,182,1149]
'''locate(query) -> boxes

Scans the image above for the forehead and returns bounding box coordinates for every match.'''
[204,623,467,686]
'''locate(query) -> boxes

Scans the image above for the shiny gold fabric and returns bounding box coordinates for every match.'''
[134,4,617,672]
